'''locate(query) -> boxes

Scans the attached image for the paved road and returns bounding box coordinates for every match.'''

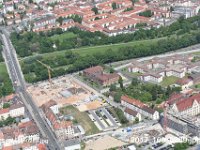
[89,110,105,130]
[114,44,200,71]
[101,107,118,127]
[0,29,61,150]
[71,75,122,109]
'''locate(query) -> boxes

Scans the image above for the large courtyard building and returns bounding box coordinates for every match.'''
[128,54,200,84]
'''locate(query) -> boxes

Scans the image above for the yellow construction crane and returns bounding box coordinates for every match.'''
[36,60,53,83]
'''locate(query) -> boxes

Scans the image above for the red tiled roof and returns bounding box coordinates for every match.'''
[121,95,156,114]
[4,94,15,102]
[176,78,192,85]
[0,108,9,115]
[18,120,34,128]
[83,66,103,74]
[2,146,13,150]
[175,93,200,112]
[121,95,144,108]
[53,120,72,130]
[37,143,47,150]
[125,107,138,116]
[96,73,119,82]
[167,93,185,105]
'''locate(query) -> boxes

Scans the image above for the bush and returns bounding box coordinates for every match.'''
[3,103,10,108]
[114,108,128,124]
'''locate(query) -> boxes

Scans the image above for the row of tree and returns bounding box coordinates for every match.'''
[0,44,3,62]
[0,78,13,98]
[21,30,200,83]
[10,15,200,57]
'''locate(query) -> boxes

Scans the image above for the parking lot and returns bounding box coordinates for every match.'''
[88,107,120,131]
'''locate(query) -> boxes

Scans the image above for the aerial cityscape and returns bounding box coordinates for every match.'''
[0,0,200,150]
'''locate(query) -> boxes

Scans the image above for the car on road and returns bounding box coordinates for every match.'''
[159,144,173,150]
[151,142,163,149]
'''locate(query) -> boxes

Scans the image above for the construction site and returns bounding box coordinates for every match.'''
[163,113,200,137]
[27,75,106,112]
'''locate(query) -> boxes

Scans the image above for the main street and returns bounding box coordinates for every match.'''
[0,29,61,150]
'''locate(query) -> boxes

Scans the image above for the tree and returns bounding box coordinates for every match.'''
[139,10,154,17]
[115,108,128,124]
[110,68,115,73]
[110,84,116,92]
[56,17,63,26]
[67,15,82,23]
[174,142,189,150]
[124,7,133,12]
[3,103,10,109]
[135,117,139,123]
[152,87,158,100]
[112,2,117,10]
[113,92,122,103]
[95,17,100,20]
[91,7,98,15]
[131,78,139,86]
[118,76,124,90]
[13,3,16,10]
[170,6,174,12]
[166,85,172,97]
[131,0,139,5]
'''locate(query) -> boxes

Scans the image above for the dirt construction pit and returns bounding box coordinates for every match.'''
[27,75,105,111]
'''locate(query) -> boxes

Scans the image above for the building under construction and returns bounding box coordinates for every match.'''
[161,114,200,137]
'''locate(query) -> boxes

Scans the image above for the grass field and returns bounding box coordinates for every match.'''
[21,37,164,62]
[0,63,13,97]
[0,63,9,79]
[61,105,99,135]
[161,76,179,87]
[194,84,200,89]
[50,32,77,42]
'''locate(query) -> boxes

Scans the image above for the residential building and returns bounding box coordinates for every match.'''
[121,95,159,120]
[83,66,120,86]
[63,139,81,150]
[140,73,163,83]
[124,107,142,122]
[171,93,200,116]
[163,93,200,137]
[41,100,75,139]
[0,121,40,147]
[128,54,194,84]
[33,15,57,32]
[175,78,193,91]
[0,98,25,120]
[189,72,200,84]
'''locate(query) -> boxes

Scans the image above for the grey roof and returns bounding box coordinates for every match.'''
[63,139,80,147]
[60,90,72,98]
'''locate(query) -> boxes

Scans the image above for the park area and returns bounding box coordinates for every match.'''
[50,32,77,42]
[0,63,13,97]
[25,37,163,60]
[61,105,99,135]
[161,76,180,87]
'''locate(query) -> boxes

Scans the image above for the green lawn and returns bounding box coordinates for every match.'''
[21,37,164,62]
[50,32,77,42]
[0,63,13,97]
[61,105,99,135]
[0,63,9,79]
[161,76,179,87]
[194,84,200,89]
